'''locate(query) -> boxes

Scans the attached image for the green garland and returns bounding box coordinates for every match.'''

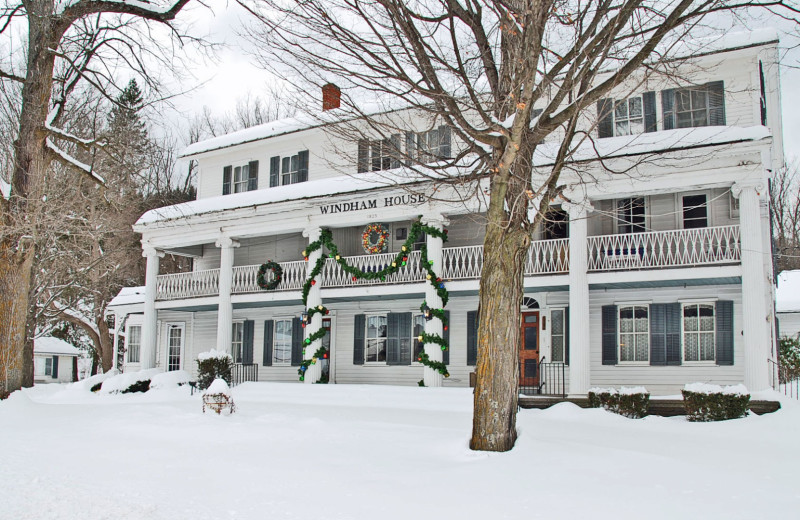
[298,219,451,382]
[257,260,283,290]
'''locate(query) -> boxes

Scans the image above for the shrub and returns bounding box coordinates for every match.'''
[121,379,151,394]
[196,350,233,390]
[90,382,102,393]
[588,387,650,418]
[682,383,750,422]
[779,337,800,384]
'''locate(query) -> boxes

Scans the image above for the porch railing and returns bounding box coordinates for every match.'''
[157,268,219,300]
[519,358,567,397]
[231,363,259,387]
[232,260,307,294]
[587,225,740,271]
[769,359,799,400]
[321,250,425,288]
[441,238,568,280]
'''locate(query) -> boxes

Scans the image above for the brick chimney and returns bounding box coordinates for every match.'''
[322,83,341,111]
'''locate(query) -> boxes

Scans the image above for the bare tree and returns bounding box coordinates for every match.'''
[240,0,799,451]
[771,160,800,272]
[0,0,199,394]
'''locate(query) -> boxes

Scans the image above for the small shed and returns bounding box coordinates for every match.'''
[34,337,81,383]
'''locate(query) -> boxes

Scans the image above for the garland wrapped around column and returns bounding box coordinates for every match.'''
[297,219,450,381]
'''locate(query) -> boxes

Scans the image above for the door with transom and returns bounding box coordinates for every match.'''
[519,312,540,387]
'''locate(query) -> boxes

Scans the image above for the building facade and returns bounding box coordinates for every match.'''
[109,32,783,395]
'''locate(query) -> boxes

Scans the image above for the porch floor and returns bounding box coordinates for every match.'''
[518,396,781,416]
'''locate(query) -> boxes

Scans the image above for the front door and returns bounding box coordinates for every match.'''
[519,312,540,387]
[166,323,184,372]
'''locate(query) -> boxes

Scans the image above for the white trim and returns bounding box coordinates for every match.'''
[617,304,650,364]
[677,190,713,229]
[614,300,652,306]
[164,322,185,371]
[678,297,719,303]
[364,313,389,365]
[680,301,717,363]
[614,196,648,234]
[272,317,294,367]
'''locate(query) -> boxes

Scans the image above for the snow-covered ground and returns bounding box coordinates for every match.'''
[1,382,798,520]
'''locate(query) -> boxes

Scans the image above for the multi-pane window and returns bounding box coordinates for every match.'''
[413,314,426,361]
[269,151,309,187]
[365,315,388,362]
[617,197,646,234]
[233,164,250,193]
[127,325,141,363]
[683,304,716,362]
[550,309,565,363]
[682,194,708,229]
[417,127,451,163]
[231,322,244,363]
[167,325,183,371]
[45,357,53,376]
[619,306,649,362]
[273,319,293,366]
[675,86,724,128]
[614,97,644,136]
[357,127,451,172]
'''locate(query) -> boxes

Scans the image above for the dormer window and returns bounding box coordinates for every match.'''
[222,161,258,195]
[662,81,725,129]
[269,151,309,187]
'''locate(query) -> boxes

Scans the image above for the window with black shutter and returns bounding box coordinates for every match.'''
[664,81,726,129]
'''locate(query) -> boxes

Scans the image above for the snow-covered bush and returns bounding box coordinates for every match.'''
[196,350,233,390]
[779,337,800,384]
[682,383,750,422]
[149,370,191,390]
[202,378,235,414]
[588,387,650,418]
[99,368,162,394]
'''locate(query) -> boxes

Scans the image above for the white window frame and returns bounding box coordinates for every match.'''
[126,324,141,363]
[273,318,294,367]
[365,313,388,364]
[411,313,426,364]
[678,190,712,230]
[232,163,250,193]
[618,305,650,364]
[675,87,713,128]
[549,308,566,363]
[681,302,717,364]
[231,320,244,364]
[613,96,644,136]
[281,155,301,185]
[165,322,185,372]
[615,197,647,234]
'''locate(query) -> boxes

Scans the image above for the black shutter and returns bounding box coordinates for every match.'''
[564,307,570,365]
[661,89,675,130]
[291,317,303,366]
[269,156,280,187]
[443,311,450,365]
[52,355,59,379]
[404,132,416,166]
[467,310,478,366]
[222,165,232,195]
[650,304,667,366]
[438,126,451,159]
[247,161,259,191]
[242,320,254,364]
[357,139,369,173]
[601,305,618,365]
[707,81,726,126]
[716,300,734,365]
[389,134,402,169]
[666,303,682,365]
[298,150,309,182]
[386,313,401,365]
[353,314,365,365]
[399,313,412,365]
[597,98,614,138]
[262,320,274,366]
[643,91,657,133]
[759,61,767,126]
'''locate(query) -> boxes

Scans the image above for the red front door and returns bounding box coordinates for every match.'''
[519,312,540,387]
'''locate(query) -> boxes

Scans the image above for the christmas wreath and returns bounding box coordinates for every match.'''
[362,223,390,254]
[257,260,283,290]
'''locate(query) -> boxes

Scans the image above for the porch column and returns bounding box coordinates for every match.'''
[732,181,770,391]
[141,246,163,370]
[303,227,324,384]
[215,236,240,355]
[422,214,449,387]
[564,201,592,396]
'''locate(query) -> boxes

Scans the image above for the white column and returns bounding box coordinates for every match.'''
[564,201,592,396]
[111,314,122,372]
[215,236,240,355]
[732,181,770,391]
[141,246,163,370]
[303,227,323,384]
[422,214,449,387]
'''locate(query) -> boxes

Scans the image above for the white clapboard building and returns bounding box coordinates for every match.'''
[109,30,782,395]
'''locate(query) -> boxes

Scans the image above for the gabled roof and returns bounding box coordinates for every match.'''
[34,337,81,356]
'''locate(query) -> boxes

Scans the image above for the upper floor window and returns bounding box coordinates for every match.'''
[616,197,646,234]
[597,93,656,138]
[542,207,568,240]
[223,161,258,195]
[682,194,708,229]
[663,81,725,130]
[357,126,451,173]
[270,151,309,187]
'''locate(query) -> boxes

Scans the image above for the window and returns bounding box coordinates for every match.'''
[664,82,725,129]
[365,315,388,362]
[413,314,426,362]
[550,309,565,363]
[273,319,293,366]
[543,207,569,240]
[269,151,309,187]
[616,198,646,234]
[231,322,244,363]
[233,164,249,193]
[418,126,451,163]
[683,303,715,362]
[127,325,141,363]
[223,161,258,195]
[682,194,708,229]
[166,324,183,372]
[614,97,644,136]
[619,306,649,362]
[357,127,451,172]
[45,357,53,376]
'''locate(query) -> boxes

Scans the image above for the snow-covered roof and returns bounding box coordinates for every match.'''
[140,125,770,227]
[777,271,800,313]
[669,27,778,60]
[34,337,81,357]
[108,286,146,307]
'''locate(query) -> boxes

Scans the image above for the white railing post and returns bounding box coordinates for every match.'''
[732,181,771,392]
[422,214,449,387]
[565,201,592,396]
[141,245,164,370]
[215,236,239,355]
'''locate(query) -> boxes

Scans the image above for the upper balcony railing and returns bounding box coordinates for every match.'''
[154,228,738,301]
[587,225,740,271]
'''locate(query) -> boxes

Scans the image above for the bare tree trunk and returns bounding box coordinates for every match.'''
[0,244,35,396]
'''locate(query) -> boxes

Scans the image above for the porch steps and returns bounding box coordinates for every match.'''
[518,397,781,416]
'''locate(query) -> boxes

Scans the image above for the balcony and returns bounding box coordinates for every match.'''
[155,227,739,301]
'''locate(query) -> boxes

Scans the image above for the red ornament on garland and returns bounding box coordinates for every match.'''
[311,280,316,286]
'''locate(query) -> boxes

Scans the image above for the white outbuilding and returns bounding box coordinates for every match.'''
[34,337,81,384]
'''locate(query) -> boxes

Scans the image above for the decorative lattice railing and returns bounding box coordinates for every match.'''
[157,269,220,300]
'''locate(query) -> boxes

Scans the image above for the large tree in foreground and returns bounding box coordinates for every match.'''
[0,0,195,396]
[240,0,798,450]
